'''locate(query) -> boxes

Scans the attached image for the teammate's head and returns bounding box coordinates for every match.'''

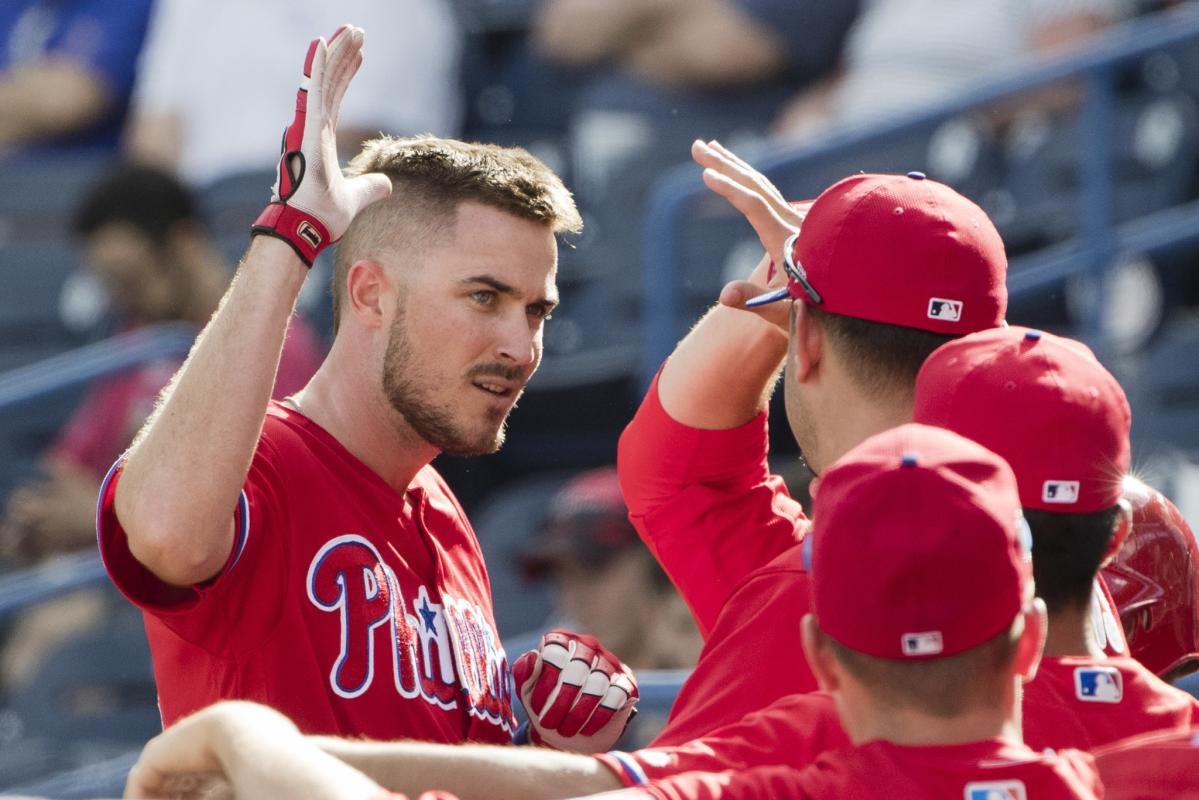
[72,163,205,323]
[332,135,581,455]
[912,327,1132,617]
[801,424,1044,737]
[1103,477,1199,680]
[764,173,1008,472]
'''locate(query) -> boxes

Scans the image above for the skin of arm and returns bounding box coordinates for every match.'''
[114,236,307,587]
[0,61,111,150]
[125,701,385,800]
[655,140,804,430]
[310,737,621,800]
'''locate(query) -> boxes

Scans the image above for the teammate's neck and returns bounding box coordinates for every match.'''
[809,375,914,474]
[844,690,1022,749]
[1042,602,1105,659]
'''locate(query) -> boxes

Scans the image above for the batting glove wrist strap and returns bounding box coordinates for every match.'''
[252,203,331,267]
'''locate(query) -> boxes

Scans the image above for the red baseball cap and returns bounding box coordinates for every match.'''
[811,423,1030,660]
[746,172,1007,334]
[913,327,1131,513]
[519,468,638,580]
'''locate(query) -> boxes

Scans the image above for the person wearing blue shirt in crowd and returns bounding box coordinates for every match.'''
[0,0,152,158]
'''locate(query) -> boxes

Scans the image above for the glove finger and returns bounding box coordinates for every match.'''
[346,173,393,216]
[528,639,571,713]
[535,645,594,729]
[580,672,635,737]
[512,649,540,695]
[555,661,610,738]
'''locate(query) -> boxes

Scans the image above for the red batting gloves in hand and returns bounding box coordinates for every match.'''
[252,25,391,266]
[513,629,639,753]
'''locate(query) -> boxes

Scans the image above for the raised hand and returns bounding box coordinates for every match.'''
[251,25,392,266]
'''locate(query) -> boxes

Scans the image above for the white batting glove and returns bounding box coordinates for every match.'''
[251,24,392,265]
[513,629,639,753]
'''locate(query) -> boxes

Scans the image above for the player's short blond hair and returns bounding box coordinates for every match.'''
[331,135,582,333]
[825,617,1023,717]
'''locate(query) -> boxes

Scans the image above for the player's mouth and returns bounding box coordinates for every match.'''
[471,378,519,399]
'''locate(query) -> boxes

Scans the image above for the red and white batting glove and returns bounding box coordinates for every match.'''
[251,24,392,266]
[513,629,639,753]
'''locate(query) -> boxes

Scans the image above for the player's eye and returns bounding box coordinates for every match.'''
[471,290,496,306]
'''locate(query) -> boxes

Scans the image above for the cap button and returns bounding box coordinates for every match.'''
[1023,330,1043,341]
[900,453,918,468]
[906,171,927,180]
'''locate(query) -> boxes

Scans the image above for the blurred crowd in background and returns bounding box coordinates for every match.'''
[1,0,1199,791]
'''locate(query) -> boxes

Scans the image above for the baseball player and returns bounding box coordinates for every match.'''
[1101,480,1199,681]
[911,326,1199,751]
[617,139,1010,745]
[598,424,1102,800]
[96,26,635,749]
[1093,726,1199,799]
[126,426,1102,800]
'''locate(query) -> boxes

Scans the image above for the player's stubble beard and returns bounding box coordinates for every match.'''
[784,358,820,475]
[381,296,526,455]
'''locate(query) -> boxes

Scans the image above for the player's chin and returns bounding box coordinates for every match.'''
[440,418,508,456]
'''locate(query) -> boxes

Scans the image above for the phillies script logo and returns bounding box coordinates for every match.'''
[306,534,513,730]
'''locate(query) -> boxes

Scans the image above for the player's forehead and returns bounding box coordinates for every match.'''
[430,201,559,299]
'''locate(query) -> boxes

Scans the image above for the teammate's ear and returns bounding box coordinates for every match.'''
[801,614,839,693]
[1016,598,1048,682]
[789,302,822,385]
[1100,498,1134,567]
[345,259,389,329]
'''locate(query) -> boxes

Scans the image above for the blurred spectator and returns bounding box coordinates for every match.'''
[0,0,152,158]
[772,0,1130,143]
[0,164,322,567]
[124,0,463,186]
[520,467,702,672]
[494,0,859,204]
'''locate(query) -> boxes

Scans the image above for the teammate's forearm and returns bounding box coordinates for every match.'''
[311,737,622,800]
[657,303,788,430]
[116,236,307,586]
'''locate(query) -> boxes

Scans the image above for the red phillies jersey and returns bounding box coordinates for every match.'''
[617,375,813,745]
[597,692,848,787]
[1023,655,1199,751]
[98,403,514,743]
[1093,726,1199,799]
[620,739,1101,800]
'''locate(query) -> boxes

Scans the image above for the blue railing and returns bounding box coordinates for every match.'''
[0,323,196,620]
[640,6,1199,383]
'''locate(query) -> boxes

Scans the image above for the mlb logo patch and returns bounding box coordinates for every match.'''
[1075,666,1123,703]
[964,781,1027,800]
[1042,480,1080,504]
[927,297,964,322]
[902,630,944,656]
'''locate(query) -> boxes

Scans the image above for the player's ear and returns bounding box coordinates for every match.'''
[1100,498,1134,567]
[789,302,822,385]
[801,614,840,692]
[1015,598,1048,682]
[345,258,391,330]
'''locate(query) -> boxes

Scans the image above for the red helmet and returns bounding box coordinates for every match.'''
[1101,477,1199,679]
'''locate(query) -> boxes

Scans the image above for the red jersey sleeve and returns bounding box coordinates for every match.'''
[97,431,291,653]
[596,692,847,787]
[617,372,806,636]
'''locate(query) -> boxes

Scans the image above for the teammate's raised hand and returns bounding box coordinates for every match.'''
[692,140,810,328]
[251,25,392,266]
[514,629,639,753]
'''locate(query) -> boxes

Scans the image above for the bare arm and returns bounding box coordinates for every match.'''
[622,0,789,87]
[312,737,621,800]
[656,140,805,430]
[0,61,111,150]
[125,702,385,800]
[112,28,390,588]
[115,238,306,587]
